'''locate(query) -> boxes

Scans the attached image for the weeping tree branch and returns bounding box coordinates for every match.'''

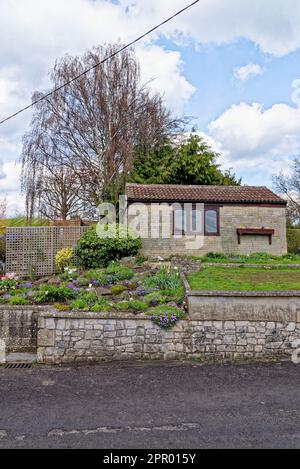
[21,44,185,220]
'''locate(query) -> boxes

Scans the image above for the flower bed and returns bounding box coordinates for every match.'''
[0,262,186,329]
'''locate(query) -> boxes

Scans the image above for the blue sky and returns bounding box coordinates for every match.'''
[1,0,300,214]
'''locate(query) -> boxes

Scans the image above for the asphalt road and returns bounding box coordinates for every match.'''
[0,361,300,449]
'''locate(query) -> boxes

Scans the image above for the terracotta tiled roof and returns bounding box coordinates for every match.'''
[126,184,286,205]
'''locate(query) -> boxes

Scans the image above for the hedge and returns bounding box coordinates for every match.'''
[287,228,300,253]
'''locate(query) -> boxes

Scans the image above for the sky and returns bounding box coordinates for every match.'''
[1,0,300,215]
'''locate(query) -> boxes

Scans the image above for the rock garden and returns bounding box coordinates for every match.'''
[0,225,187,330]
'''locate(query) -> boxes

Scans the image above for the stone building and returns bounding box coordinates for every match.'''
[125,183,287,258]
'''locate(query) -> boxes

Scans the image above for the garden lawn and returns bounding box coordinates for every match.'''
[188,266,300,291]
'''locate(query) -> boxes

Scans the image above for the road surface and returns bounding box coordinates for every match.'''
[0,361,300,449]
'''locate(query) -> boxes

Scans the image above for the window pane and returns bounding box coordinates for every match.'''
[192,209,202,233]
[205,210,218,234]
[174,209,184,233]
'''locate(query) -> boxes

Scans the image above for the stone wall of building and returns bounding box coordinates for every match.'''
[128,203,287,258]
[0,306,39,353]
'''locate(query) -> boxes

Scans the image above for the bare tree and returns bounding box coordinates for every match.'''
[273,156,300,225]
[0,197,6,219]
[21,44,183,219]
[0,161,7,219]
[34,162,91,221]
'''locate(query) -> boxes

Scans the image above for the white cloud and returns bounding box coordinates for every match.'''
[122,0,300,57]
[0,0,197,212]
[234,63,264,82]
[1,0,300,206]
[0,162,23,215]
[136,45,196,113]
[205,80,300,183]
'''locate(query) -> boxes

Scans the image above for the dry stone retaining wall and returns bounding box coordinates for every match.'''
[37,298,300,364]
[0,306,39,353]
[2,290,300,364]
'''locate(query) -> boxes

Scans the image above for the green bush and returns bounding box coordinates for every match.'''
[90,299,111,312]
[77,264,134,287]
[9,296,29,306]
[76,224,142,269]
[143,268,182,292]
[34,286,77,304]
[55,248,74,272]
[205,252,227,259]
[0,279,17,294]
[0,238,5,262]
[70,291,98,310]
[144,286,184,306]
[106,263,134,282]
[110,285,128,296]
[287,229,300,254]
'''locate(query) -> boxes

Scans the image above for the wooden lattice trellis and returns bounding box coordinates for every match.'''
[6,226,90,277]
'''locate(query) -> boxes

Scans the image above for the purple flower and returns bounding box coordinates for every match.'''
[17,282,33,289]
[66,283,78,292]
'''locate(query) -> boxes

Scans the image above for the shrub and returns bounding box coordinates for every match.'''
[148,305,186,329]
[34,286,77,304]
[144,286,184,306]
[204,252,227,259]
[76,224,142,269]
[106,263,134,282]
[143,268,181,292]
[60,267,78,282]
[287,229,300,254]
[115,300,148,313]
[0,278,17,295]
[90,299,111,312]
[70,291,99,310]
[80,264,134,287]
[248,252,275,261]
[55,248,74,272]
[0,237,5,262]
[9,296,29,306]
[135,254,148,266]
[110,285,128,296]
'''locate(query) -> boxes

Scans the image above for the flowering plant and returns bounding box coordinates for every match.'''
[55,248,74,272]
[0,276,18,295]
[151,313,178,329]
[1,273,18,281]
[149,306,185,330]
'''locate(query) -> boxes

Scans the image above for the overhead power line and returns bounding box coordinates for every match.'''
[0,0,200,126]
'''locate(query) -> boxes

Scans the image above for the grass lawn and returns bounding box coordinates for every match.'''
[188,266,300,291]
[198,253,300,265]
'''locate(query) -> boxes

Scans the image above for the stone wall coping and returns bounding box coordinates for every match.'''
[38,310,158,321]
[204,263,300,269]
[188,290,300,298]
[0,305,48,312]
